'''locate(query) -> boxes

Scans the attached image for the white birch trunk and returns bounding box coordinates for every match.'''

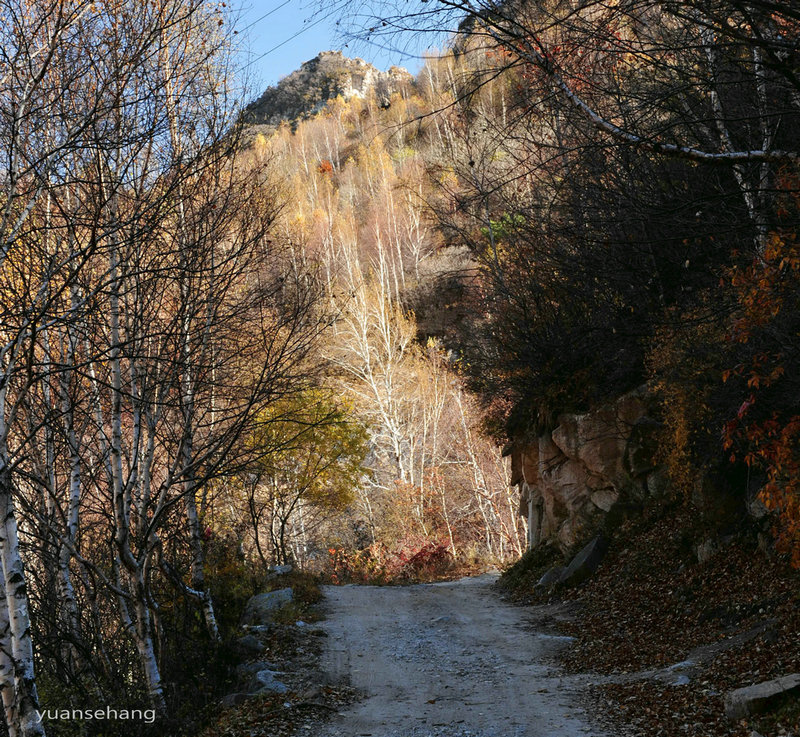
[0,452,45,737]
[0,564,20,737]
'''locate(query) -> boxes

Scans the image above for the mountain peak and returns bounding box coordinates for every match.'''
[245,51,413,128]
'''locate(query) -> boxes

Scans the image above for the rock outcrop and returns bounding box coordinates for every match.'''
[509,386,665,552]
[724,673,800,721]
[241,587,293,625]
[245,51,413,128]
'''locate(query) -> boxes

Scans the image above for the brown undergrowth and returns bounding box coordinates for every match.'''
[196,569,358,737]
[322,538,491,585]
[501,506,800,737]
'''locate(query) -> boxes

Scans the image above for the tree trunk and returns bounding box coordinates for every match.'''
[0,566,20,737]
[0,458,45,737]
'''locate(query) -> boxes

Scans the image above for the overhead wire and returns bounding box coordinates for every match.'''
[235,0,292,34]
[238,9,337,72]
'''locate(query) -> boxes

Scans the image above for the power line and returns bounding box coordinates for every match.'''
[237,0,292,34]
[238,13,331,72]
[344,33,440,66]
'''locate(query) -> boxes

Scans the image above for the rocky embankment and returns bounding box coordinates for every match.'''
[500,507,800,737]
[501,383,799,737]
[506,385,664,552]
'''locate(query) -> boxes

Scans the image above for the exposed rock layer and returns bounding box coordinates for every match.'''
[509,386,665,551]
[245,51,413,128]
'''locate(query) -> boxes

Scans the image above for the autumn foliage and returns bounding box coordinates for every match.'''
[325,538,453,584]
[722,185,800,565]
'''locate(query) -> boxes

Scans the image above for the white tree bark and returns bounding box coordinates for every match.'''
[0,446,45,737]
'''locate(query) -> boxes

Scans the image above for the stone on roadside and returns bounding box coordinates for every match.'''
[221,692,251,708]
[535,566,565,591]
[268,564,293,576]
[236,660,279,681]
[234,634,265,657]
[254,668,288,694]
[244,624,272,637]
[695,536,718,564]
[238,663,287,693]
[558,535,608,588]
[242,588,293,625]
[724,673,800,721]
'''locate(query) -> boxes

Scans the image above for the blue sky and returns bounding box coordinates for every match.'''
[233,1,434,95]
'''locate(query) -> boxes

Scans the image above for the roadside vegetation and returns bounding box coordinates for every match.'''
[0,0,797,735]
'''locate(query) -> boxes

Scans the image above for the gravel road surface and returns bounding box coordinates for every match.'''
[311,573,608,737]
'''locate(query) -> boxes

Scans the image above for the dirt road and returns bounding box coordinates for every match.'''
[311,573,607,737]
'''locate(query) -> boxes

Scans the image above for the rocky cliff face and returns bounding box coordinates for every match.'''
[245,51,414,128]
[508,386,667,552]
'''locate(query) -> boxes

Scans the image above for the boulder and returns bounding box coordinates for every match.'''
[253,668,288,694]
[552,392,647,484]
[510,387,672,553]
[222,668,289,702]
[532,437,576,548]
[242,588,293,625]
[236,660,279,681]
[511,389,656,552]
[535,566,565,590]
[695,536,718,564]
[558,535,608,588]
[724,673,800,721]
[546,456,595,513]
[539,438,595,511]
[221,692,252,708]
[234,634,265,658]
[268,564,293,577]
[237,662,288,693]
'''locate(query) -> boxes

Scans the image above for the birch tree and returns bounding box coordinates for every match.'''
[0,0,177,730]
[0,0,318,730]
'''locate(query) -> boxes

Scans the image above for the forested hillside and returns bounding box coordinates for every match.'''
[245,90,526,569]
[0,0,798,736]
